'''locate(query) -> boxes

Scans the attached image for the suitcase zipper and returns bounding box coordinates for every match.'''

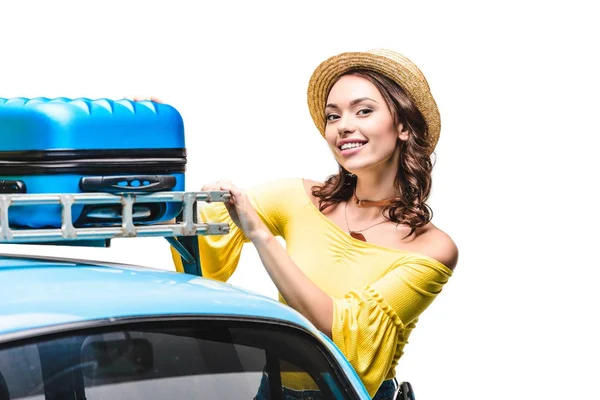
[0,148,186,161]
[0,149,186,175]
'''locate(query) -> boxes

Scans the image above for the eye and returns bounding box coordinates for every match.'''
[326,113,340,122]
[357,108,373,116]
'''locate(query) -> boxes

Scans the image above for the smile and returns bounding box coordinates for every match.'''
[339,142,366,150]
[338,141,367,156]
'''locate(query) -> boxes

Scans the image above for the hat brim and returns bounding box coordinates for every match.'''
[307,50,440,155]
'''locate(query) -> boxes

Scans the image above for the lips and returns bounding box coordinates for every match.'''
[337,138,368,149]
[338,141,367,156]
[339,142,366,150]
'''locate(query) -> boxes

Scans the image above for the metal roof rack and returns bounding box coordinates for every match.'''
[0,191,231,276]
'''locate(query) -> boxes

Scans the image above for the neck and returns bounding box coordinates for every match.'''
[344,144,401,220]
[353,166,398,205]
[348,162,399,220]
[353,144,400,201]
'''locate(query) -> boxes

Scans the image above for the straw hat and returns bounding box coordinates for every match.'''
[307,49,440,154]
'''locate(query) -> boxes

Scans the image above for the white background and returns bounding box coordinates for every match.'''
[1,1,599,399]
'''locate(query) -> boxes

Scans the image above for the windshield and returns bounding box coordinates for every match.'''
[0,319,355,400]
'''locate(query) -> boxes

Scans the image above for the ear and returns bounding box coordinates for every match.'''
[397,124,409,141]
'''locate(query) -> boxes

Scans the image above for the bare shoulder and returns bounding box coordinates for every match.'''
[301,178,323,208]
[417,223,459,271]
[301,178,323,192]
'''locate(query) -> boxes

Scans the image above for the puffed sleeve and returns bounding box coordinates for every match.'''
[171,179,295,281]
[331,256,452,396]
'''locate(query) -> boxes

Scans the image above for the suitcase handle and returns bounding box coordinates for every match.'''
[79,175,176,193]
[0,180,26,194]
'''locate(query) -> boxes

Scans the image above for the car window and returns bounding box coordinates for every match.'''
[0,320,354,400]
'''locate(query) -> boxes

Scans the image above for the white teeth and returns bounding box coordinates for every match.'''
[340,142,365,150]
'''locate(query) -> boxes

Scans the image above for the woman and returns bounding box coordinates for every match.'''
[171,49,458,398]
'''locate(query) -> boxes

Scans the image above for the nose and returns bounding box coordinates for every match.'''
[337,114,356,136]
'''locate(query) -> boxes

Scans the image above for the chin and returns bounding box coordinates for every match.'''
[340,161,372,174]
[342,157,396,176]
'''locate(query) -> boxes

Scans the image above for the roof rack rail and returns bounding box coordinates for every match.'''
[0,191,231,276]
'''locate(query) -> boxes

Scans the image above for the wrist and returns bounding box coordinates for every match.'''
[248,228,273,244]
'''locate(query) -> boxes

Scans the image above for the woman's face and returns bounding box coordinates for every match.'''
[324,74,408,175]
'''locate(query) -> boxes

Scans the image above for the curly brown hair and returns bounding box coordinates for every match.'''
[311,69,435,237]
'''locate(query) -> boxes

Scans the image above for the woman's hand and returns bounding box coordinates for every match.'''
[201,180,270,242]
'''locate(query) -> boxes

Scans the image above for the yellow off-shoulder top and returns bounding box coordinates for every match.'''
[171,178,453,396]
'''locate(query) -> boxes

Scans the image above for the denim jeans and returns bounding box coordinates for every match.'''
[254,373,398,400]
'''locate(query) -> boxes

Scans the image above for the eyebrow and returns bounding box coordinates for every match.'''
[325,97,378,109]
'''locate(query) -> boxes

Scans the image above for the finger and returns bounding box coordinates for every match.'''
[215,180,237,198]
[201,184,220,192]
[218,182,242,197]
[201,181,225,192]
[126,96,164,103]
[128,96,149,102]
[202,182,236,208]
[216,179,234,187]
[220,184,250,209]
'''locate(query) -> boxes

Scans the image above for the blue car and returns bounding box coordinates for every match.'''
[0,191,382,400]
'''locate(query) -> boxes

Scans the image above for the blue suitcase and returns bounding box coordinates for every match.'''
[0,97,186,228]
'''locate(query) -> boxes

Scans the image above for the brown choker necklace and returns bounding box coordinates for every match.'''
[354,194,396,208]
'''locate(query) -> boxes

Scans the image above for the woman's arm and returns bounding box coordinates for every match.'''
[216,180,334,337]
[250,231,333,337]
[214,180,454,396]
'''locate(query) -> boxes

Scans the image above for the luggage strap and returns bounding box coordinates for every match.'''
[0,191,231,276]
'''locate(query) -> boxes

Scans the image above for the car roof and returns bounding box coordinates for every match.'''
[0,253,316,337]
[0,254,369,397]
